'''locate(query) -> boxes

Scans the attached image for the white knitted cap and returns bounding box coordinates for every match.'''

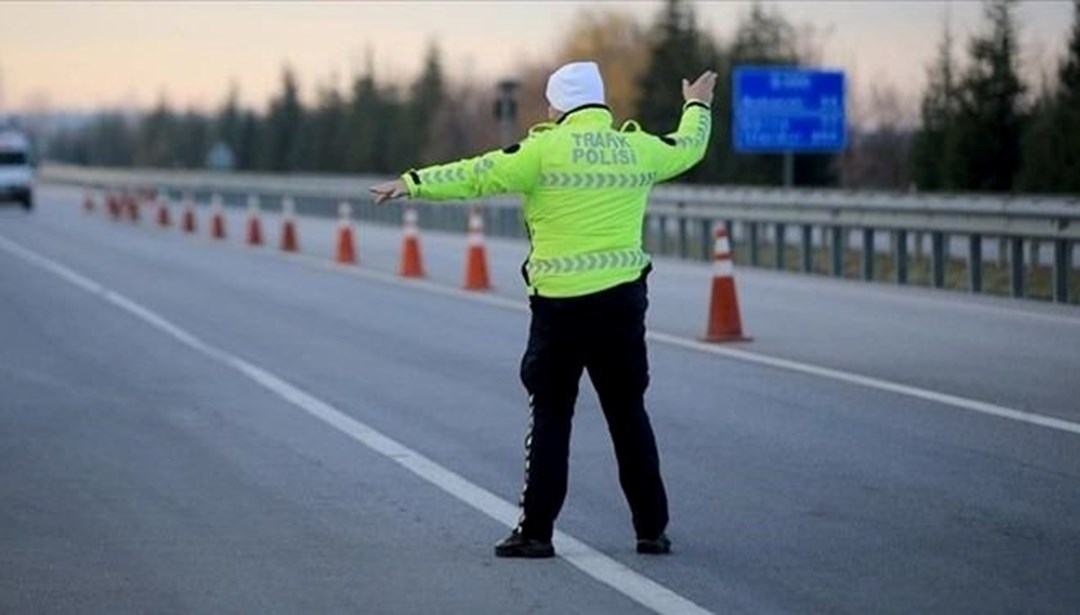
[545,61,606,112]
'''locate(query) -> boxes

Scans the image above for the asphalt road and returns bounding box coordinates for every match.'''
[1,185,1078,614]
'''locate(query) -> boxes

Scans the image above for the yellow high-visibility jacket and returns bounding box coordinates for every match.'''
[401,101,712,297]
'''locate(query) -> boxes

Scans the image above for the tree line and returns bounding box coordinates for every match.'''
[44,0,1080,194]
[912,0,1080,194]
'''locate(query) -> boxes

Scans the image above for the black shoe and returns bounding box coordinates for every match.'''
[495,530,555,558]
[636,533,672,555]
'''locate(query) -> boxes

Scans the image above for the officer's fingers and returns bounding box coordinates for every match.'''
[370,186,393,205]
[693,71,716,88]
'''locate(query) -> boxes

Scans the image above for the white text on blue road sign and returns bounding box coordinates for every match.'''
[733,67,847,153]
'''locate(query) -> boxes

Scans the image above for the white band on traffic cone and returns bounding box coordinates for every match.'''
[715,236,731,256]
[404,207,419,237]
[712,225,735,277]
[713,259,735,277]
[468,208,484,246]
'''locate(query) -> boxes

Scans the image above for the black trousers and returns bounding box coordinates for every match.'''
[516,270,668,541]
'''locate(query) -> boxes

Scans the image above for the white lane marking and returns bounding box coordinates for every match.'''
[648,332,1080,437]
[721,265,1080,328]
[0,234,714,615]
[276,249,1080,439]
[0,234,105,294]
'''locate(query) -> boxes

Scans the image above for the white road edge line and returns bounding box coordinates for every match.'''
[736,265,1080,328]
[647,332,1080,436]
[278,249,1080,439]
[0,233,714,615]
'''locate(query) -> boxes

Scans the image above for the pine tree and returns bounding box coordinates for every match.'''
[911,18,958,191]
[234,110,259,171]
[136,96,176,168]
[408,43,446,165]
[215,84,242,164]
[728,1,798,65]
[89,113,135,167]
[1058,0,1080,193]
[262,67,304,172]
[636,0,709,135]
[303,81,347,172]
[950,0,1025,192]
[173,110,212,168]
[344,59,382,173]
[1017,79,1060,192]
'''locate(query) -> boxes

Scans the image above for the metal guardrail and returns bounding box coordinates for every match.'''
[40,164,1080,304]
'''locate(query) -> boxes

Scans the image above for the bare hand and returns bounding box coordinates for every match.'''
[370,179,408,206]
[682,71,718,106]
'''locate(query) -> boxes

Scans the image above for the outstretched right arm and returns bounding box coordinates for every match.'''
[643,70,717,183]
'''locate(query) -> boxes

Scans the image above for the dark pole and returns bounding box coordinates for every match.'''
[495,79,521,147]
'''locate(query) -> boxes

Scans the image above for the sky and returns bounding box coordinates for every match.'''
[0,1,1074,118]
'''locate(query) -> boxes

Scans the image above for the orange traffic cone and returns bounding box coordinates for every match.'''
[246,194,263,246]
[125,190,140,223]
[703,224,751,342]
[279,196,300,252]
[210,194,227,240]
[156,191,171,228]
[182,193,197,234]
[398,206,425,278]
[334,202,357,264]
[83,189,95,213]
[463,207,491,291]
[109,191,122,220]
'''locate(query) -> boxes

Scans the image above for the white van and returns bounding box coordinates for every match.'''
[0,130,34,210]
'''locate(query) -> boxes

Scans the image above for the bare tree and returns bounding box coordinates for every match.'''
[840,80,913,190]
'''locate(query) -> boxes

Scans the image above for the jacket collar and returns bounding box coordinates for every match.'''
[556,104,613,126]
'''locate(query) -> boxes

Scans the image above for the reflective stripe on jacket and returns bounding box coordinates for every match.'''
[401,101,712,298]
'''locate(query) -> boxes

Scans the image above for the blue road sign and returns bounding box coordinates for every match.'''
[733,67,846,153]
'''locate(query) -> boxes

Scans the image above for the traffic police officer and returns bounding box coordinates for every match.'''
[371,61,716,558]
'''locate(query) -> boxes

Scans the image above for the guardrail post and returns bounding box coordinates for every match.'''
[1053,239,1070,303]
[700,219,713,261]
[775,223,787,271]
[831,226,844,277]
[862,228,875,281]
[968,234,983,294]
[748,222,760,267]
[801,225,813,273]
[1010,237,1025,298]
[931,232,946,289]
[677,203,688,259]
[724,220,736,262]
[894,230,908,285]
[658,215,668,255]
